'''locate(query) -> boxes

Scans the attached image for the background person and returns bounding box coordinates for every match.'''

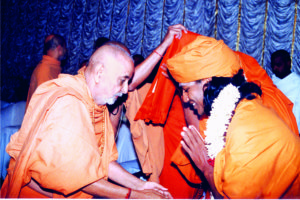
[26,34,67,109]
[271,49,300,135]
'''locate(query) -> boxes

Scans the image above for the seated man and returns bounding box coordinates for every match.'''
[167,35,300,198]
[271,49,300,135]
[0,42,172,199]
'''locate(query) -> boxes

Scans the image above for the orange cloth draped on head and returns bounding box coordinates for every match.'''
[135,31,299,196]
[135,31,205,198]
[167,35,241,82]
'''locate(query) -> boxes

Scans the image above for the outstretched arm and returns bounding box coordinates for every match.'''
[128,24,187,91]
[107,161,173,198]
[28,162,172,199]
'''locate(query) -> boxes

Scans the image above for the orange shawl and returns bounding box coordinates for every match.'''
[1,73,117,198]
[214,98,300,198]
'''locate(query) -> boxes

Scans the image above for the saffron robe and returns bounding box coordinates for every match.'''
[26,55,61,108]
[135,31,208,198]
[1,73,117,198]
[125,83,165,183]
[214,97,300,198]
[135,31,299,198]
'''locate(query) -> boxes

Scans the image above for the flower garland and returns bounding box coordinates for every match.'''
[204,83,241,160]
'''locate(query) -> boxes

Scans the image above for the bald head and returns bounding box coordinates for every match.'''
[85,41,134,106]
[88,42,132,69]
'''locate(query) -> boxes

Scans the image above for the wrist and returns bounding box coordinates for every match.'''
[153,50,163,57]
[203,164,214,178]
[125,188,132,199]
[156,41,169,54]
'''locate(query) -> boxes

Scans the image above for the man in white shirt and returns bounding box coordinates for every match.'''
[271,49,300,135]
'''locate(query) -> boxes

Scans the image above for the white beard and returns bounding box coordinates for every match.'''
[105,92,123,105]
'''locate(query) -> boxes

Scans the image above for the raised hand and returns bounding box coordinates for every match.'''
[180,125,209,172]
[162,24,188,47]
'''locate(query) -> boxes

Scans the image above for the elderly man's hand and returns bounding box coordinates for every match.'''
[131,188,173,199]
[134,181,173,199]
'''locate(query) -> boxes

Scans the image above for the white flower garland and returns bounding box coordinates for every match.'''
[204,83,241,159]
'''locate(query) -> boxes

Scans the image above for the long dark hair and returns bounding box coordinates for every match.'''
[203,69,262,116]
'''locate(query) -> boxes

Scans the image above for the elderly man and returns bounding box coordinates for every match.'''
[26,34,67,109]
[166,35,300,198]
[0,42,172,199]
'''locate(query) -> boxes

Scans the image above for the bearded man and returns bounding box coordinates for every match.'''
[0,42,172,199]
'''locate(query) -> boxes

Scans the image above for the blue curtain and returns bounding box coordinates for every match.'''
[263,0,296,75]
[1,0,299,102]
[239,0,266,64]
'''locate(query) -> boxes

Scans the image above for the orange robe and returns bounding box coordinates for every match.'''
[214,97,300,198]
[26,55,61,108]
[1,72,117,198]
[135,31,299,198]
[125,83,165,182]
[135,31,206,198]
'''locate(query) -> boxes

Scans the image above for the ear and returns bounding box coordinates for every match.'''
[56,45,62,52]
[94,64,104,83]
[202,77,212,91]
[203,77,212,84]
[287,60,291,69]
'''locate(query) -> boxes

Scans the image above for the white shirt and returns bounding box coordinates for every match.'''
[272,72,300,135]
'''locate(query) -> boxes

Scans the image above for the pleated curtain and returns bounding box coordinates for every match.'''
[1,0,299,102]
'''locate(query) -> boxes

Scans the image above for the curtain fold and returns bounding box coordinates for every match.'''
[67,0,86,74]
[239,0,265,65]
[80,0,99,63]
[126,0,146,55]
[263,0,295,75]
[1,0,299,102]
[216,0,240,50]
[292,2,300,74]
[111,0,129,44]
[143,0,164,57]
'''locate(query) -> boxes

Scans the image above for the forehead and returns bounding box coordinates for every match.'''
[111,55,134,78]
[180,81,197,90]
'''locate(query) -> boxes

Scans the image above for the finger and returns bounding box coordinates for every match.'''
[181,127,195,147]
[163,191,173,199]
[180,140,193,156]
[189,125,204,142]
[152,183,168,191]
[170,24,187,32]
[162,71,170,79]
[188,125,205,145]
[160,63,167,70]
[175,31,182,39]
